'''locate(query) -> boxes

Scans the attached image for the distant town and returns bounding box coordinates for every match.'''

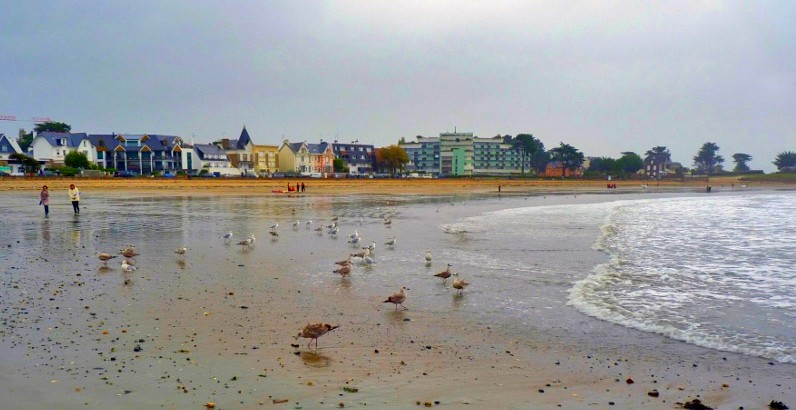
[1,122,795,178]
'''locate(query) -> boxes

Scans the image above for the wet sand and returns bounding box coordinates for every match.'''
[0,187,794,409]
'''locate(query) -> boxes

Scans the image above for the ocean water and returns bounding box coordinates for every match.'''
[569,193,796,363]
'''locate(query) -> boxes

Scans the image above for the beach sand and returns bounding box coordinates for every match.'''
[0,180,793,409]
[0,174,769,195]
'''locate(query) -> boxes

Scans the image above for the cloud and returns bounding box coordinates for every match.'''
[1,1,793,171]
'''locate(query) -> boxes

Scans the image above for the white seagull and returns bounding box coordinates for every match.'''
[121,259,137,272]
[174,245,188,259]
[384,237,396,247]
[222,231,234,241]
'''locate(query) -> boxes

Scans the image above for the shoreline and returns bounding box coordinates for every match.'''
[0,188,793,409]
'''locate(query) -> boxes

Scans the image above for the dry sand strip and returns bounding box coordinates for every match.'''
[0,175,774,195]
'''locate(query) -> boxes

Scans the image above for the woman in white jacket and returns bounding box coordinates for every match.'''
[68,183,80,214]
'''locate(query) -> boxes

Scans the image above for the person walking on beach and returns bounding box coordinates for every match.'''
[68,183,80,214]
[301,182,305,192]
[39,185,50,216]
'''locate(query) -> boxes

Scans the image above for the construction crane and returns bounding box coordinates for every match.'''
[0,115,53,123]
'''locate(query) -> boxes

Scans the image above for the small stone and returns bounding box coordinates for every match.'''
[648,390,659,398]
[626,378,634,384]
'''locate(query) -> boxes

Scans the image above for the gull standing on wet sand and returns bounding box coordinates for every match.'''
[383,287,408,310]
[97,253,117,265]
[121,245,139,259]
[222,231,233,242]
[384,237,396,247]
[434,263,453,283]
[452,273,470,295]
[295,323,339,350]
[121,259,137,272]
[424,250,432,265]
[333,264,351,277]
[174,245,188,259]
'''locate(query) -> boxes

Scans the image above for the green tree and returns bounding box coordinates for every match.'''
[34,121,71,134]
[333,158,349,173]
[64,151,90,169]
[588,157,616,174]
[509,133,547,174]
[732,153,752,172]
[773,151,796,171]
[17,128,34,152]
[10,152,40,174]
[616,152,643,174]
[375,145,409,174]
[549,142,585,177]
[645,146,671,163]
[398,137,406,145]
[693,142,724,175]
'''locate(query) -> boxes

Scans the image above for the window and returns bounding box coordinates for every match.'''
[1,145,6,152]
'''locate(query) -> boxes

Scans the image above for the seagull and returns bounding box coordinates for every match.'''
[348,230,359,240]
[305,220,312,228]
[333,265,351,277]
[329,226,339,235]
[351,248,370,258]
[222,231,234,241]
[237,237,253,249]
[97,253,118,265]
[295,323,339,350]
[335,256,352,266]
[434,264,453,283]
[383,218,392,226]
[363,256,376,265]
[364,241,376,251]
[269,231,279,237]
[383,287,408,310]
[269,222,279,229]
[174,245,188,259]
[384,237,396,247]
[348,236,361,245]
[292,219,300,229]
[121,245,139,259]
[248,234,256,243]
[314,226,323,232]
[425,250,433,263]
[121,259,137,272]
[452,273,470,295]
[331,216,339,222]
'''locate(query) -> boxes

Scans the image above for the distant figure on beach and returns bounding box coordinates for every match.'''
[68,183,80,214]
[39,185,50,216]
[301,182,305,192]
[498,185,501,193]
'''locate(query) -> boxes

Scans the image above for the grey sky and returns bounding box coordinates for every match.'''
[1,1,793,171]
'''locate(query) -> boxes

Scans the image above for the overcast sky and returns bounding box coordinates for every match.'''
[1,1,793,171]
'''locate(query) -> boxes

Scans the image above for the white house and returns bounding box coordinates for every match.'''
[28,132,87,166]
[192,143,240,175]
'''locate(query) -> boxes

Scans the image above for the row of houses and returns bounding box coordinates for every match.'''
[0,127,378,176]
[1,128,684,178]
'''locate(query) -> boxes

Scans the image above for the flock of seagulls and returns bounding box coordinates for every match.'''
[95,210,472,351]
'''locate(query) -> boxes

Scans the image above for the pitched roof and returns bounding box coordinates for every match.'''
[37,132,87,147]
[194,143,230,160]
[0,133,23,154]
[236,127,252,149]
[306,142,331,155]
[86,134,120,150]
